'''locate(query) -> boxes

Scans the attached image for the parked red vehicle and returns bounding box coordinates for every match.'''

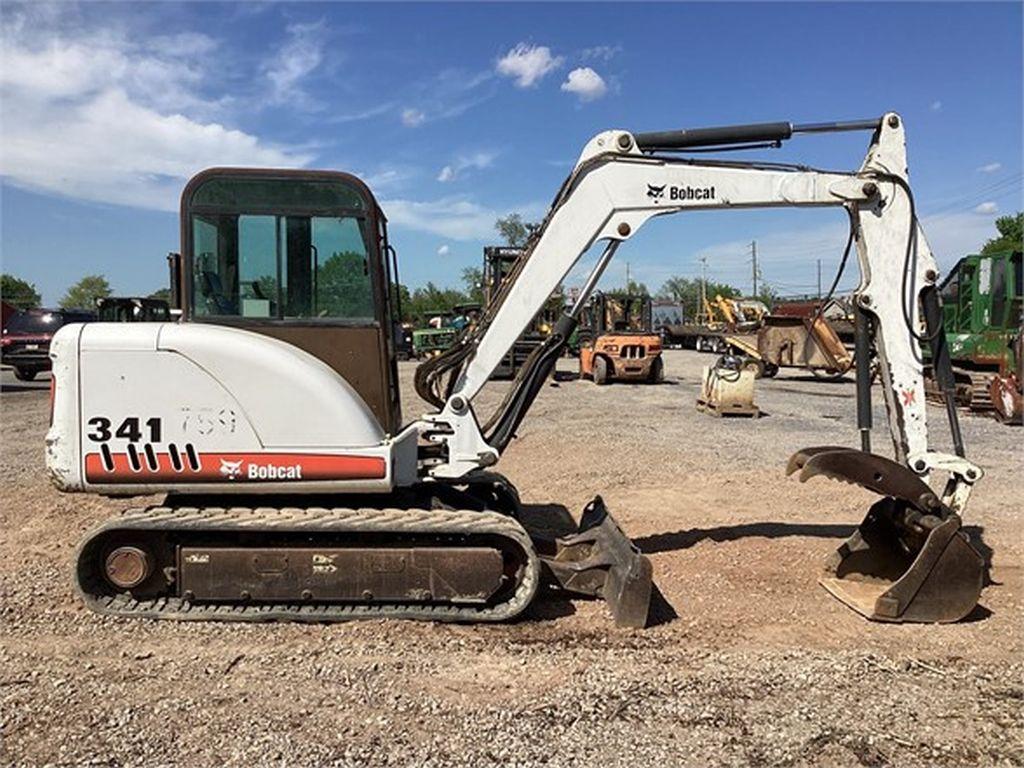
[1,308,96,381]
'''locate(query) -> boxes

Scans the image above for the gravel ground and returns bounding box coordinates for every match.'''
[1,351,1022,767]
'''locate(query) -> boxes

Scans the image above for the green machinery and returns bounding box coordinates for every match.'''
[412,324,458,358]
[929,250,1022,422]
[411,305,479,359]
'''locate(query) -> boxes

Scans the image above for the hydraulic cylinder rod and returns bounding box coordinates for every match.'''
[854,303,873,453]
[634,118,881,151]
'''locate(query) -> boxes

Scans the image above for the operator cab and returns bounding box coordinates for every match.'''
[589,291,653,335]
[172,169,402,433]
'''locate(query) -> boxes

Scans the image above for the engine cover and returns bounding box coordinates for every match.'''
[46,323,417,495]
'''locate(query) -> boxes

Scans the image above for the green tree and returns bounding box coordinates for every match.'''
[406,282,469,322]
[495,213,540,247]
[626,279,650,297]
[148,287,172,302]
[657,276,740,317]
[754,284,778,310]
[657,276,699,304]
[316,252,375,318]
[391,283,412,322]
[461,267,484,305]
[980,212,1023,255]
[1,274,42,309]
[60,274,111,310]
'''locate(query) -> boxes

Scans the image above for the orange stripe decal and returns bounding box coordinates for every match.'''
[84,451,387,483]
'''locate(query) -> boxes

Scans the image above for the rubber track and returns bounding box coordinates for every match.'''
[967,373,994,411]
[75,506,540,623]
[926,369,994,411]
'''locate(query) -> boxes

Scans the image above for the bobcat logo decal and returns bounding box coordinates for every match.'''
[219,459,243,479]
[647,184,666,199]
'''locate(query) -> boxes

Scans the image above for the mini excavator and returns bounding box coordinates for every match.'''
[46,113,985,627]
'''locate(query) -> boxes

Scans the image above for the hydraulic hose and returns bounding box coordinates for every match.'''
[486,312,578,452]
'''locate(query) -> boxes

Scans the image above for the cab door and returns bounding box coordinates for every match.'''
[181,170,402,435]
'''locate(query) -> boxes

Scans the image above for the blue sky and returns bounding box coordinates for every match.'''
[2,1,1021,306]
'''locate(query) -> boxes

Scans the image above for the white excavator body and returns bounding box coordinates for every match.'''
[47,322,417,496]
[45,113,987,627]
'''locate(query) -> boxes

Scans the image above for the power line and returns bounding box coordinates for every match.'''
[925,172,1022,209]
[923,173,1023,220]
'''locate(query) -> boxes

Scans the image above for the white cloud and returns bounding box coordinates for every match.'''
[921,212,998,267]
[437,244,451,257]
[331,101,395,124]
[401,107,426,127]
[359,166,416,192]
[0,29,223,115]
[382,197,499,240]
[561,67,607,102]
[3,88,311,211]
[0,10,312,211]
[977,162,1002,174]
[382,196,544,241]
[581,44,622,62]
[263,21,325,109]
[930,100,943,112]
[436,151,496,183]
[398,70,497,127]
[149,32,219,58]
[496,43,563,88]
[974,201,999,215]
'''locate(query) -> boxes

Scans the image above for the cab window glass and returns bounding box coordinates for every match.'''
[311,217,374,320]
[191,213,375,322]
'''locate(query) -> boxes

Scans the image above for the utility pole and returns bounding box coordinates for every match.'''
[817,259,822,300]
[750,240,758,298]
[699,255,708,320]
[626,262,631,291]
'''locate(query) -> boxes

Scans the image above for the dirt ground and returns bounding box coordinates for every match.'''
[1,350,1022,767]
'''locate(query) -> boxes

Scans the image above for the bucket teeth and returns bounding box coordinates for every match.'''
[785,445,851,477]
[789,447,941,513]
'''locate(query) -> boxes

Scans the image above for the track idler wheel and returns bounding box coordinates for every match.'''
[787,446,984,623]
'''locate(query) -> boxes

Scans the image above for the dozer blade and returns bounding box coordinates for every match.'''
[538,497,653,628]
[789,447,984,623]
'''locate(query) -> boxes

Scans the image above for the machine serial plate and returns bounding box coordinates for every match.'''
[179,546,505,604]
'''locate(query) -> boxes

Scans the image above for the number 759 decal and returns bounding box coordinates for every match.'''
[87,417,162,443]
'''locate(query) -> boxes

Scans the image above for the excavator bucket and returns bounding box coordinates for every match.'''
[787,447,984,623]
[536,497,654,628]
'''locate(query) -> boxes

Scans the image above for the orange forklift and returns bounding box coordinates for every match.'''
[579,291,664,384]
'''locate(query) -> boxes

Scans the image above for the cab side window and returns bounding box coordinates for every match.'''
[192,213,375,323]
